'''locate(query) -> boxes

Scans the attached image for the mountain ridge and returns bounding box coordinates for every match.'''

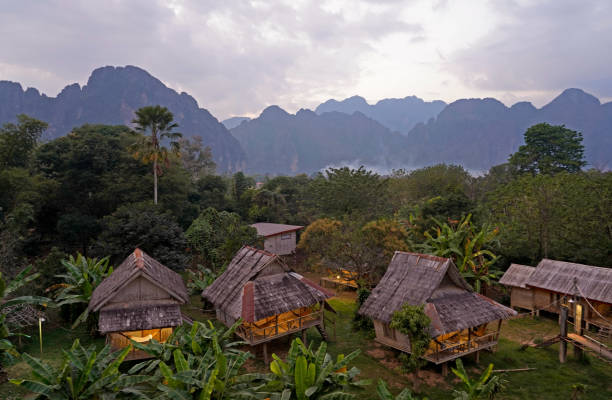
[0,65,245,172]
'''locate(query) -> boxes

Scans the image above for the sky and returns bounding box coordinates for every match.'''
[1,0,611,120]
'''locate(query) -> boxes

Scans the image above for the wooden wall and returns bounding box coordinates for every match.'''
[510,287,534,310]
[264,231,297,255]
[373,320,411,353]
[108,276,172,304]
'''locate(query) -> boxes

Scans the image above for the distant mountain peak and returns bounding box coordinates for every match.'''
[548,88,600,107]
[315,94,446,134]
[260,105,290,119]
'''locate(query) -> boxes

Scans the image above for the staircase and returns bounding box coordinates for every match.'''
[316,324,329,341]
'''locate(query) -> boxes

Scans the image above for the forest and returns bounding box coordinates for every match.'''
[0,109,611,399]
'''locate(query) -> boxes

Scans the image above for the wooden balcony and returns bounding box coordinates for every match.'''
[424,330,500,364]
[236,309,324,345]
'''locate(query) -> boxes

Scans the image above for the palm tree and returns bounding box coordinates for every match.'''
[131,105,182,204]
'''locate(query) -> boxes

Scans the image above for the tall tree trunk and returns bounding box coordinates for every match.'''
[153,159,158,204]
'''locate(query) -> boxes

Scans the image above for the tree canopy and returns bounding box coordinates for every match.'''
[509,123,586,175]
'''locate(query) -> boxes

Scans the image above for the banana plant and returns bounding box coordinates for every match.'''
[11,338,152,399]
[186,264,217,295]
[421,214,501,293]
[451,359,506,400]
[263,338,370,399]
[51,253,113,329]
[376,379,424,400]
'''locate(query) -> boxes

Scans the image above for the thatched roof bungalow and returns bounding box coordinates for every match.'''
[88,249,189,360]
[250,223,303,255]
[500,259,612,331]
[359,251,515,369]
[203,246,334,360]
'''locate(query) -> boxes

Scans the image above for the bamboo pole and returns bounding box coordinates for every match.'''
[560,305,568,363]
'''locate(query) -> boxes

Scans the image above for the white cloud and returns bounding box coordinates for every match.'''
[0,0,609,118]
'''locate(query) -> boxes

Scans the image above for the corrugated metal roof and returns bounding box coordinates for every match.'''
[250,222,304,237]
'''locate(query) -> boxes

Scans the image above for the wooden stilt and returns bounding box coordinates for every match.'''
[263,342,268,365]
[302,329,307,346]
[475,351,480,364]
[441,362,448,377]
[559,305,568,363]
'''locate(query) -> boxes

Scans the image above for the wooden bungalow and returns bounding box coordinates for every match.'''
[499,263,536,312]
[359,251,516,372]
[250,223,303,255]
[525,259,612,332]
[88,249,189,360]
[202,246,334,361]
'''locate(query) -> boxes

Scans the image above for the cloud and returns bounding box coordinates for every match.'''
[446,0,612,103]
[0,0,422,118]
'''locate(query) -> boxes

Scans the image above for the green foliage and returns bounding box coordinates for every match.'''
[186,264,217,295]
[309,166,390,220]
[129,320,265,399]
[93,201,188,270]
[11,338,152,399]
[488,171,612,266]
[0,266,50,376]
[390,304,431,373]
[353,287,373,331]
[131,105,182,204]
[421,215,501,293]
[185,207,258,271]
[51,254,112,330]
[263,338,370,399]
[509,123,586,175]
[376,379,424,400]
[298,218,410,286]
[179,135,216,180]
[451,359,506,400]
[0,115,48,169]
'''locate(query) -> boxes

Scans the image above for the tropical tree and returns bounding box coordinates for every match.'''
[11,338,152,399]
[421,215,500,293]
[186,264,217,295]
[508,123,586,175]
[451,359,505,400]
[261,338,369,399]
[0,266,51,382]
[51,253,113,330]
[131,105,182,204]
[0,114,48,169]
[390,304,431,388]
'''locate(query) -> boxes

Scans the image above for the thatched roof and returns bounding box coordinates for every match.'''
[98,300,184,334]
[203,246,333,323]
[89,248,188,312]
[250,223,303,237]
[359,251,515,336]
[499,264,535,288]
[527,259,612,304]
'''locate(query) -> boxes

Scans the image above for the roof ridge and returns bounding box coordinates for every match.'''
[243,244,277,257]
[393,251,449,263]
[134,248,145,269]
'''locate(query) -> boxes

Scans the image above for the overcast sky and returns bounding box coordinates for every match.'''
[1,0,611,119]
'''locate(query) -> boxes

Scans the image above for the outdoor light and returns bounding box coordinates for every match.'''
[38,316,45,354]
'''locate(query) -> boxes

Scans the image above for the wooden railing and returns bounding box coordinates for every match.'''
[426,331,499,363]
[236,310,324,344]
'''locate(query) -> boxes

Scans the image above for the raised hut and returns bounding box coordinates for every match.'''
[359,251,515,372]
[505,259,612,332]
[250,223,303,255]
[203,246,334,361]
[499,263,536,312]
[88,249,189,360]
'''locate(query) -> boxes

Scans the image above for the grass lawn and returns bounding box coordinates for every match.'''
[2,295,610,399]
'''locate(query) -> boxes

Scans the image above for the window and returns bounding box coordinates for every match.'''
[281,233,292,240]
[382,324,396,340]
